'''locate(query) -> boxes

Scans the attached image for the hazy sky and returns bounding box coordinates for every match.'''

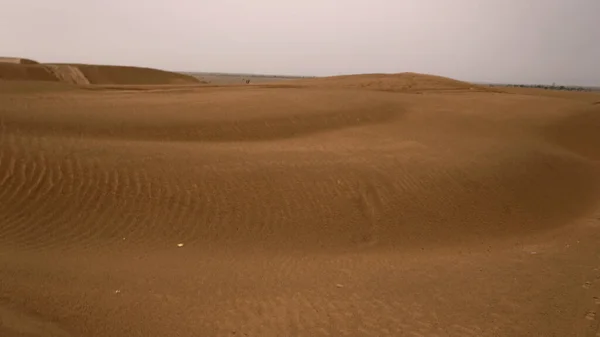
[1,0,599,85]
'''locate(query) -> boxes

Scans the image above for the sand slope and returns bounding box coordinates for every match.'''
[1,74,600,337]
[0,59,198,85]
[44,65,91,85]
[0,62,59,82]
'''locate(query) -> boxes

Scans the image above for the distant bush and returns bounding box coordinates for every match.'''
[491,83,595,92]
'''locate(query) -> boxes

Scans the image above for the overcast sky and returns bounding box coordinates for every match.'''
[1,0,598,85]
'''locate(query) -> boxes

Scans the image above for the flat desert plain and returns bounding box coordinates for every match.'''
[1,73,600,337]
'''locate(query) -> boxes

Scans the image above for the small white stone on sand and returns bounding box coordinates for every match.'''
[177,243,184,247]
[114,290,121,294]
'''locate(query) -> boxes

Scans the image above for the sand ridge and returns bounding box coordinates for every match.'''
[0,58,199,85]
[1,73,600,336]
[0,62,60,82]
[0,57,39,65]
[281,72,500,93]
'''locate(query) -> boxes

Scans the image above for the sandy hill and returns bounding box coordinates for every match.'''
[282,72,498,93]
[0,57,39,64]
[0,62,60,82]
[0,58,199,85]
[0,75,599,337]
[50,63,200,85]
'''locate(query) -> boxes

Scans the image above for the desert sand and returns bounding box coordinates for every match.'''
[1,65,600,337]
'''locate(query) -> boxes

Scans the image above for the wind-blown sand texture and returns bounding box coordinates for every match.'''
[0,58,198,85]
[1,72,600,337]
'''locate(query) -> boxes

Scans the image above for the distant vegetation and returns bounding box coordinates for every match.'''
[486,83,599,92]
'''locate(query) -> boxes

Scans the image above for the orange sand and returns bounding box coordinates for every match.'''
[1,71,599,337]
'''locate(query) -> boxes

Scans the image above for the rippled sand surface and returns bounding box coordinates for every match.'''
[1,75,600,336]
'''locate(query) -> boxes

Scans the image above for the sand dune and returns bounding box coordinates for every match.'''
[1,74,600,337]
[0,59,198,85]
[0,62,60,82]
[0,57,39,65]
[55,64,199,85]
[283,72,499,93]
